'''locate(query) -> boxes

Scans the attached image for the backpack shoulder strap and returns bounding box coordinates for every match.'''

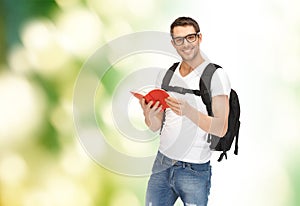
[161,62,179,90]
[160,62,179,134]
[162,62,201,95]
[199,63,222,116]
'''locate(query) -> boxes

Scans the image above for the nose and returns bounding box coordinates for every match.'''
[182,38,191,48]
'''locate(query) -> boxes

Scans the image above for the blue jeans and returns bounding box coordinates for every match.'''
[146,151,211,206]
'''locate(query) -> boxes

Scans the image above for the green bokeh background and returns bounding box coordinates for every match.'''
[1,0,300,205]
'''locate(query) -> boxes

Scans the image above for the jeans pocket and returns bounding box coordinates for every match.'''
[188,163,211,178]
[152,152,173,173]
[152,156,161,173]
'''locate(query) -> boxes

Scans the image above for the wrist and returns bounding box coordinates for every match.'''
[185,104,200,124]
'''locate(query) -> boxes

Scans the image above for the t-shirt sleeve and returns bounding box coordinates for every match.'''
[211,68,231,97]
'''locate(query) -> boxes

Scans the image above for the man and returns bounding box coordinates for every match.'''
[140,17,231,206]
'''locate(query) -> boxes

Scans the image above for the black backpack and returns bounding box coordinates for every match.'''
[161,62,241,162]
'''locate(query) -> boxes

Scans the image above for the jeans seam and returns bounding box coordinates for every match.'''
[206,166,212,198]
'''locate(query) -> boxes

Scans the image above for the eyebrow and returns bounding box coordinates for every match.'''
[172,33,197,38]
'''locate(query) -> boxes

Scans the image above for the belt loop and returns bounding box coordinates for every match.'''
[182,162,186,168]
[160,155,164,164]
[172,159,176,165]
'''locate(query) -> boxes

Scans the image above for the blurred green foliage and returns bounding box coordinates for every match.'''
[0,0,151,205]
[1,0,58,52]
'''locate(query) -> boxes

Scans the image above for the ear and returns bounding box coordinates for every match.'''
[198,33,202,44]
[171,39,176,48]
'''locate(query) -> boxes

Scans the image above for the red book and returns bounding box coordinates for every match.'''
[130,89,169,110]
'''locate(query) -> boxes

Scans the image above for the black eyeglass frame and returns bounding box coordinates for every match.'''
[172,33,200,46]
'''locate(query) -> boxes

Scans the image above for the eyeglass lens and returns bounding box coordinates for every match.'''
[173,33,198,45]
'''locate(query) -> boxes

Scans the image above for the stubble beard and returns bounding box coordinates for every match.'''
[180,45,200,65]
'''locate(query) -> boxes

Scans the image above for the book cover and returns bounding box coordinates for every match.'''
[130,89,169,110]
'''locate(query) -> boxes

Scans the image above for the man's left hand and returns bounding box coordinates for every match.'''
[165,96,191,116]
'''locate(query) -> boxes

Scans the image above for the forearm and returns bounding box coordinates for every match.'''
[165,94,229,137]
[185,106,228,137]
[145,116,163,132]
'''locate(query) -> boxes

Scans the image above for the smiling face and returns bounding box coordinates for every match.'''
[171,25,202,65]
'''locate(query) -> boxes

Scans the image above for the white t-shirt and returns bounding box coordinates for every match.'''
[155,60,231,163]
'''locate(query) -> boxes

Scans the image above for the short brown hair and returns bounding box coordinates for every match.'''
[170,17,200,36]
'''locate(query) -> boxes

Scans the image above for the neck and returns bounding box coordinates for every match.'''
[184,55,205,69]
[180,56,205,77]
[181,55,205,72]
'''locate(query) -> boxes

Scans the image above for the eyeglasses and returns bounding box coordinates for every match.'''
[172,33,199,46]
